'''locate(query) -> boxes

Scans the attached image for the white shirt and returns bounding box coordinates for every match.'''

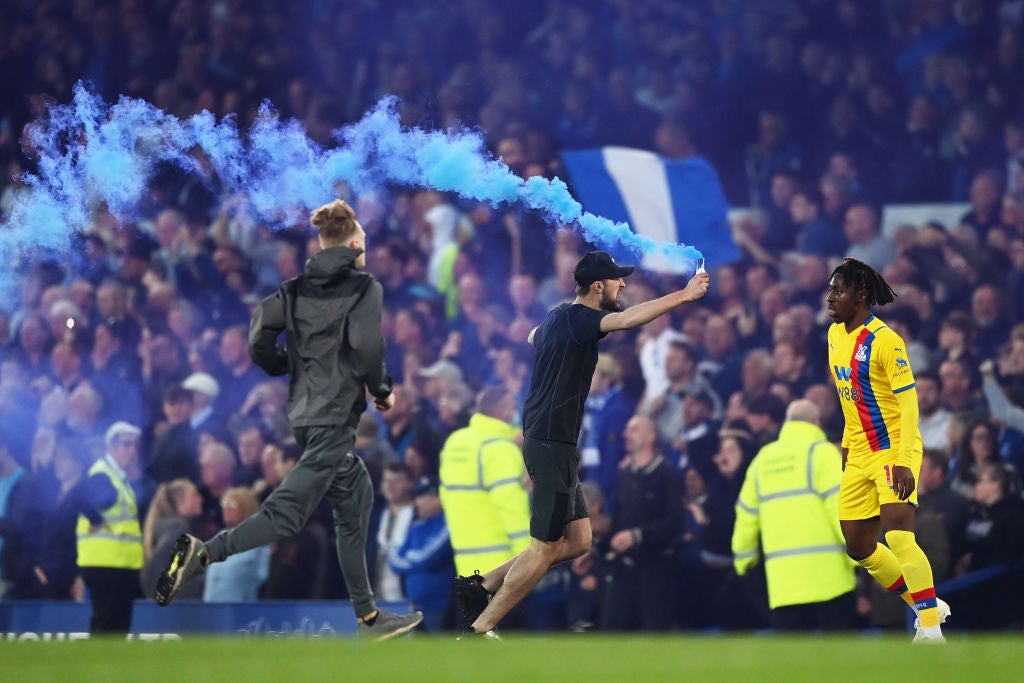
[638,328,688,412]
[919,408,952,453]
[375,503,414,601]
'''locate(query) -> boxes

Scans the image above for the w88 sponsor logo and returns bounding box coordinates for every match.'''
[838,385,861,402]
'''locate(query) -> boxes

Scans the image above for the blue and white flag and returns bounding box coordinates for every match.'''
[561,147,739,273]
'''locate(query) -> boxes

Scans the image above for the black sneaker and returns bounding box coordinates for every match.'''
[453,571,491,630]
[155,533,208,606]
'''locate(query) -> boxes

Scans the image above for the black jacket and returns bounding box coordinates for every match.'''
[248,246,392,428]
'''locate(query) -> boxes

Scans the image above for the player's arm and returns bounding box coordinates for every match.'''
[600,272,710,333]
[879,333,917,497]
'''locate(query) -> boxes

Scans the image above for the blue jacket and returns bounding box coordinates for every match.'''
[390,513,455,613]
[579,386,636,506]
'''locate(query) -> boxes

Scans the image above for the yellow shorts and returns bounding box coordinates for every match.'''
[838,448,921,520]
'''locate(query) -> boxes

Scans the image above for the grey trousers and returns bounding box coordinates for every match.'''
[205,425,377,617]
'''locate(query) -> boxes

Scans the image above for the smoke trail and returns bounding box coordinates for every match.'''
[2,83,703,295]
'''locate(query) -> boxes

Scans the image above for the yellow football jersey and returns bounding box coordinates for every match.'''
[827,314,921,458]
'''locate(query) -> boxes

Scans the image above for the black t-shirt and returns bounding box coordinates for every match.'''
[522,303,609,445]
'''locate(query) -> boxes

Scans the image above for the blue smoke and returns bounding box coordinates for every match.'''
[2,82,703,293]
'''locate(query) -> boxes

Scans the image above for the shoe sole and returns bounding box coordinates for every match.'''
[370,612,424,642]
[155,535,200,607]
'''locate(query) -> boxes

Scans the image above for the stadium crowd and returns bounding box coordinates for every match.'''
[1,0,1023,632]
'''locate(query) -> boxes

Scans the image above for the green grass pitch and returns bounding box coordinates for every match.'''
[3,633,1022,683]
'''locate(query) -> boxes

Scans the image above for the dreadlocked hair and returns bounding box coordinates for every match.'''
[830,257,897,307]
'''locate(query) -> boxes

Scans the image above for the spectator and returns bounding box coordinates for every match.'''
[597,415,682,631]
[961,169,1005,238]
[215,325,263,417]
[147,385,197,484]
[196,442,236,537]
[950,419,1005,497]
[916,371,952,454]
[181,372,223,435]
[390,475,456,632]
[578,354,635,503]
[233,423,269,487]
[203,487,270,602]
[954,462,1024,628]
[141,478,203,600]
[843,203,895,272]
[917,450,970,568]
[0,419,30,599]
[374,462,414,603]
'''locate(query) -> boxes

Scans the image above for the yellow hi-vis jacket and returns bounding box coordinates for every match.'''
[76,456,144,570]
[439,413,531,576]
[732,421,855,609]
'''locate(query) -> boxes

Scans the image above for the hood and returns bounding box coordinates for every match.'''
[305,246,363,285]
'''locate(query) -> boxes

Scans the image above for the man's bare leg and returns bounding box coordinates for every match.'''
[471,518,591,632]
[479,532,590,593]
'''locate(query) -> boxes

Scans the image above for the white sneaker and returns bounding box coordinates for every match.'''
[912,630,947,644]
[913,597,950,639]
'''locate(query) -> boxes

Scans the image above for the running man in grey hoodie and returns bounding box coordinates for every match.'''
[156,199,422,640]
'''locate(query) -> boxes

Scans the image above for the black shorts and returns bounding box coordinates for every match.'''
[522,437,589,542]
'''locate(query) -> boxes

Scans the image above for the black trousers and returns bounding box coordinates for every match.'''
[80,567,140,634]
[770,590,858,632]
[600,558,677,631]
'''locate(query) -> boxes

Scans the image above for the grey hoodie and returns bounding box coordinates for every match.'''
[248,246,392,428]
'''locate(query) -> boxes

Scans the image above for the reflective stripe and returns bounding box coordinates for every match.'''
[764,544,845,560]
[86,531,143,544]
[508,530,530,540]
[760,488,815,503]
[733,550,758,560]
[77,458,143,569]
[737,499,758,515]
[754,441,833,504]
[478,438,515,489]
[819,484,841,498]
[455,544,513,556]
[488,477,521,489]
[104,511,138,524]
[444,484,485,492]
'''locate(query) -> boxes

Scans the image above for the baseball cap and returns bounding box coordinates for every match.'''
[418,359,464,383]
[410,475,440,497]
[182,372,221,399]
[105,421,142,448]
[573,251,635,287]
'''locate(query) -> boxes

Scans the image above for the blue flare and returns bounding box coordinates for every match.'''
[1,83,705,299]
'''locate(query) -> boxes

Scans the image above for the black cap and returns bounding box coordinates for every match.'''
[411,475,440,497]
[573,251,635,287]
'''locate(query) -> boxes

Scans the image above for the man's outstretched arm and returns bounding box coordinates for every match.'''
[600,272,710,333]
